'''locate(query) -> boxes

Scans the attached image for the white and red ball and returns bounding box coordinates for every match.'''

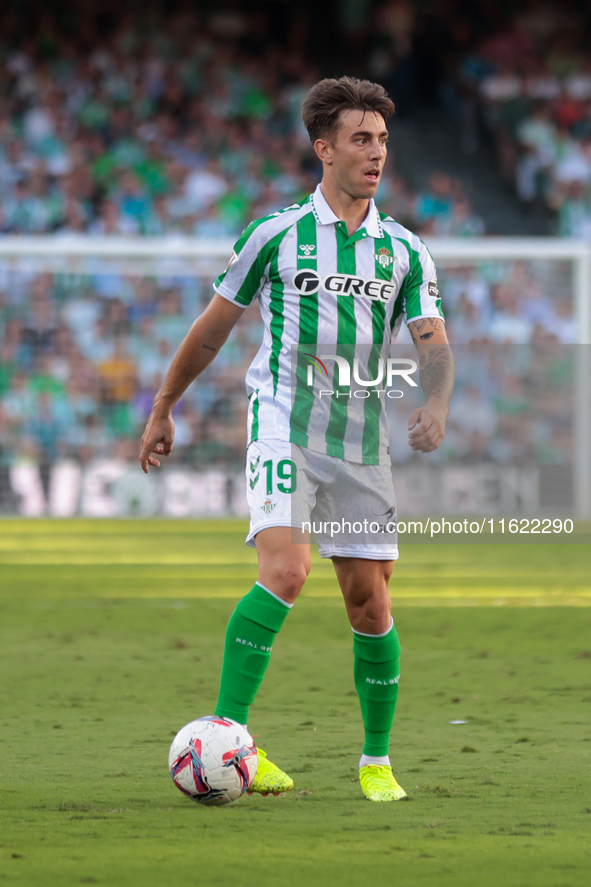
[168,716,258,806]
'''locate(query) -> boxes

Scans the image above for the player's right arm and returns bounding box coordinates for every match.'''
[400,237,454,453]
[139,294,243,473]
[140,217,275,472]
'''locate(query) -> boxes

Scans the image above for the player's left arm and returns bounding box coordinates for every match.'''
[406,317,454,453]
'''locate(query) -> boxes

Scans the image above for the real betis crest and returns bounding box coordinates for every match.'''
[261,499,276,514]
[374,247,394,267]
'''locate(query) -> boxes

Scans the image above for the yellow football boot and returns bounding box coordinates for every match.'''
[247,748,294,796]
[359,765,407,802]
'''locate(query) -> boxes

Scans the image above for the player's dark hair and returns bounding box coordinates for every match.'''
[301,76,395,144]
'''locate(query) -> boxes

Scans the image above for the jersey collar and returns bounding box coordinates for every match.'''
[310,184,384,239]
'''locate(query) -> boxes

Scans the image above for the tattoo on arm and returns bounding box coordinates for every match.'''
[202,344,217,352]
[408,317,442,343]
[418,345,454,405]
[407,318,454,406]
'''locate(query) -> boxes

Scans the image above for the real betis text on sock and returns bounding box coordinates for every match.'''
[215,582,292,724]
[353,619,401,758]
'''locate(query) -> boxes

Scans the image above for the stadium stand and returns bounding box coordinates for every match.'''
[0,1,579,515]
[0,2,484,238]
[446,1,591,235]
[0,257,575,485]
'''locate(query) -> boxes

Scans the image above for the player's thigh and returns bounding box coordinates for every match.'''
[255,526,311,604]
[245,440,316,603]
[332,556,394,633]
[313,458,398,562]
[245,440,315,547]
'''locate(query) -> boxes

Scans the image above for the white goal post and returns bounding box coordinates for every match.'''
[0,234,588,341]
[428,238,591,524]
[0,235,589,519]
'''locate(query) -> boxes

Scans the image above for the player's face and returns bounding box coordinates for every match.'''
[324,110,388,200]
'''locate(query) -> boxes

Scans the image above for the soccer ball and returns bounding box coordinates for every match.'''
[168,716,258,806]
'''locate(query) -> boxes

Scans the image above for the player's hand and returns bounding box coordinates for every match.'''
[407,399,448,453]
[139,411,175,473]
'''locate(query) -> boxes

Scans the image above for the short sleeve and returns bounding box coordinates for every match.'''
[214,221,271,308]
[402,239,444,323]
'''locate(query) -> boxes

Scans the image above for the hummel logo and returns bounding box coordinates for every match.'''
[298,244,316,258]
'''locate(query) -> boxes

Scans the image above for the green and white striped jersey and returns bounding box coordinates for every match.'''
[214,184,444,465]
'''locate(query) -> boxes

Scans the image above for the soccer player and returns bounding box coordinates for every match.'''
[140,77,454,802]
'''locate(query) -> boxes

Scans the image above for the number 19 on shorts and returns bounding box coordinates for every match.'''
[261,459,297,494]
[246,443,299,533]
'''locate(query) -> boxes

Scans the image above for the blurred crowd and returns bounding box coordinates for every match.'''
[339,0,591,237]
[0,7,317,238]
[0,256,575,497]
[0,1,484,239]
[392,256,575,467]
[0,0,580,510]
[389,344,573,470]
[0,269,260,488]
[6,1,591,238]
[441,259,575,347]
[445,1,591,235]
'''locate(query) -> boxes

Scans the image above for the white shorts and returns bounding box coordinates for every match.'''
[245,440,398,560]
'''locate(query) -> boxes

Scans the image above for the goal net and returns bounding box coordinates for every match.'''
[0,236,589,520]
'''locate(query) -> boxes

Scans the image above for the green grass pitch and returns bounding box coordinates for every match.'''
[0,519,590,887]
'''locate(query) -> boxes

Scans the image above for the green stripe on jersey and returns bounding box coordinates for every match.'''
[325,225,357,460]
[290,211,318,448]
[251,389,260,442]
[268,227,292,396]
[361,232,392,463]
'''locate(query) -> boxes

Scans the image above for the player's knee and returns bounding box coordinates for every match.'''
[265,560,309,603]
[359,595,391,629]
[348,592,391,633]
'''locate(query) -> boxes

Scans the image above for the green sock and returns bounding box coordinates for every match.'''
[215,582,292,724]
[353,620,401,757]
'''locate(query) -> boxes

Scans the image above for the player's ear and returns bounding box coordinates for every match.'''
[314,138,333,165]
